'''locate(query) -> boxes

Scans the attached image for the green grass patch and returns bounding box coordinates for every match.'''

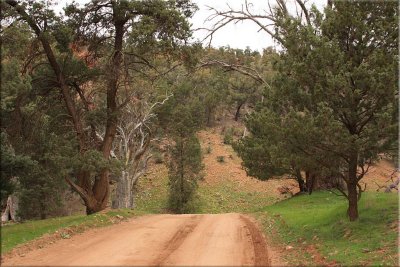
[197,181,275,213]
[134,166,169,214]
[1,209,135,254]
[258,191,399,266]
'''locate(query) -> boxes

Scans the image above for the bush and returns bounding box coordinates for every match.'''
[217,156,225,163]
[153,151,164,164]
[223,132,233,145]
[222,127,240,144]
[205,146,212,154]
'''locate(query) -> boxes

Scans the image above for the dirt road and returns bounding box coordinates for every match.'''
[2,213,270,266]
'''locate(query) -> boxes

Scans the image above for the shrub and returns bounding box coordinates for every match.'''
[153,151,164,164]
[223,131,233,145]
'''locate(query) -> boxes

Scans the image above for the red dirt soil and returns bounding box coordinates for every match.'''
[198,129,299,197]
[2,213,270,266]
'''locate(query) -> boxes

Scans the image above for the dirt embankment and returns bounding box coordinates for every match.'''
[198,129,299,197]
[2,213,270,266]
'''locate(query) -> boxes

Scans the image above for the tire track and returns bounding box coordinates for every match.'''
[153,215,202,266]
[240,215,270,266]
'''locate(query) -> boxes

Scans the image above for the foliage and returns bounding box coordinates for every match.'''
[233,108,291,180]
[2,0,198,215]
[0,133,35,204]
[157,81,205,214]
[222,128,234,145]
[153,151,164,164]
[234,1,398,220]
[168,135,202,213]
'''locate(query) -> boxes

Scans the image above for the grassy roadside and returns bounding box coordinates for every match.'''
[256,191,399,266]
[1,209,135,254]
[1,165,169,255]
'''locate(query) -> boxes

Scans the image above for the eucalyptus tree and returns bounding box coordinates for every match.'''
[4,0,197,214]
[111,92,172,209]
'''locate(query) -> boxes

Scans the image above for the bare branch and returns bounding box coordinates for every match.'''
[199,59,268,86]
[202,3,282,46]
[295,0,311,26]
[65,177,90,203]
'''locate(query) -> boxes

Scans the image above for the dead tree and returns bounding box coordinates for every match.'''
[112,94,172,209]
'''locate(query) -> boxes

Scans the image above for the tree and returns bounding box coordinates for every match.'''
[218,0,398,221]
[4,0,197,214]
[168,133,202,214]
[233,108,310,193]
[157,81,204,213]
[112,93,172,209]
[0,21,73,220]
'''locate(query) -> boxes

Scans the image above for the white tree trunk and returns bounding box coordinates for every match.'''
[1,195,19,222]
[112,171,135,209]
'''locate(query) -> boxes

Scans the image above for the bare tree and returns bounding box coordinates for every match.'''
[112,94,172,209]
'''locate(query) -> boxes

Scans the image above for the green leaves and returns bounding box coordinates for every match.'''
[168,134,202,214]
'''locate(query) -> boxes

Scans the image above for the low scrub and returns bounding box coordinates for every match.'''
[216,156,225,163]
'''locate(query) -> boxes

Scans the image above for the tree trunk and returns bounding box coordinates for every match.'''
[347,182,359,221]
[347,150,359,221]
[112,170,135,209]
[1,195,19,222]
[305,172,316,194]
[295,169,306,192]
[206,108,215,127]
[234,102,244,121]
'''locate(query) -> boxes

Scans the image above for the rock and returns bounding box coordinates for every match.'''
[285,245,294,250]
[116,215,124,219]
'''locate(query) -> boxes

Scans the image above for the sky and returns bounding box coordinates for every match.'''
[191,0,326,52]
[55,0,327,53]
